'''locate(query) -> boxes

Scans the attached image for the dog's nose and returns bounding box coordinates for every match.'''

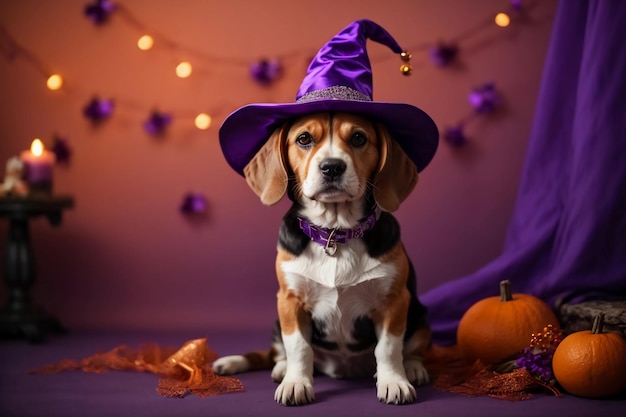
[319,158,347,180]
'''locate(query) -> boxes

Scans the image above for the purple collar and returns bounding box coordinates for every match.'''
[298,212,377,255]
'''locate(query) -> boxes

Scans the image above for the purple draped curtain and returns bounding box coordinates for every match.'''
[422,0,626,346]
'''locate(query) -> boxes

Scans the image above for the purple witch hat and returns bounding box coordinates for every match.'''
[219,19,438,175]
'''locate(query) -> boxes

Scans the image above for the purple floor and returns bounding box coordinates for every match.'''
[1,328,624,417]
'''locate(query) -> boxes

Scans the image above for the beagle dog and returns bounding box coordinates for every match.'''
[213,112,431,406]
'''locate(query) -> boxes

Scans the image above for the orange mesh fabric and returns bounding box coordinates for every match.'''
[435,367,561,401]
[424,345,560,401]
[157,367,244,398]
[30,338,244,398]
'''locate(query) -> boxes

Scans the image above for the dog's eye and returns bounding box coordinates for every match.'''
[350,132,367,148]
[296,132,314,148]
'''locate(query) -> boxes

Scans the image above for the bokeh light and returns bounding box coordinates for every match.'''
[137,35,154,50]
[176,61,192,78]
[194,113,211,130]
[495,12,511,27]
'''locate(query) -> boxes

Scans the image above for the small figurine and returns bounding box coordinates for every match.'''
[0,156,29,197]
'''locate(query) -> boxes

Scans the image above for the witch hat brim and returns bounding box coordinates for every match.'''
[219,19,439,176]
[220,98,438,175]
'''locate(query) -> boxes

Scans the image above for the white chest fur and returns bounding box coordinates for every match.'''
[280,240,396,341]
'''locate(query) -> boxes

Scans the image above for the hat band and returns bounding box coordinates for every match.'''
[296,86,372,103]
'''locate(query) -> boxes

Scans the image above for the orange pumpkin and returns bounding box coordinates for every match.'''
[456,280,560,364]
[552,313,626,398]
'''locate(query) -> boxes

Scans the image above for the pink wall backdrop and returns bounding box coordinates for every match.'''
[0,0,557,331]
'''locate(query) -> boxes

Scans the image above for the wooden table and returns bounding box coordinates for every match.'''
[0,195,74,342]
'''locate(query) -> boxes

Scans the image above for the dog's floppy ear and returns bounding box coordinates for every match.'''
[373,123,418,212]
[243,125,288,206]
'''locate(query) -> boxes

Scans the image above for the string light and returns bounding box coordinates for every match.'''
[194,113,211,130]
[0,0,536,135]
[137,35,154,51]
[495,13,511,27]
[175,61,192,78]
[46,73,63,90]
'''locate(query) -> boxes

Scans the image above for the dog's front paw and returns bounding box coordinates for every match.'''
[377,378,416,405]
[212,355,249,375]
[274,378,315,406]
[404,359,429,386]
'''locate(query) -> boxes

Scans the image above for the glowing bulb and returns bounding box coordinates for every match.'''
[31,138,44,157]
[46,74,63,90]
[137,35,154,51]
[195,113,212,130]
[495,12,511,27]
[176,61,192,78]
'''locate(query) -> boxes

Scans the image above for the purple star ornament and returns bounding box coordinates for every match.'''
[250,58,283,85]
[51,136,72,164]
[180,192,208,215]
[429,42,459,67]
[83,97,114,123]
[444,124,468,147]
[468,82,500,114]
[84,0,116,25]
[144,111,172,136]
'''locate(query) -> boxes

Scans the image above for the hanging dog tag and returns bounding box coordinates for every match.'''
[323,229,338,256]
[324,241,337,256]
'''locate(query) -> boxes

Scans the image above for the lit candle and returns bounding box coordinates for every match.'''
[20,138,55,194]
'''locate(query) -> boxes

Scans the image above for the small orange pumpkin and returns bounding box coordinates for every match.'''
[552,313,626,398]
[457,280,560,364]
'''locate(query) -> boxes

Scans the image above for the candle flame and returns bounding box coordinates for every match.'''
[31,138,44,157]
